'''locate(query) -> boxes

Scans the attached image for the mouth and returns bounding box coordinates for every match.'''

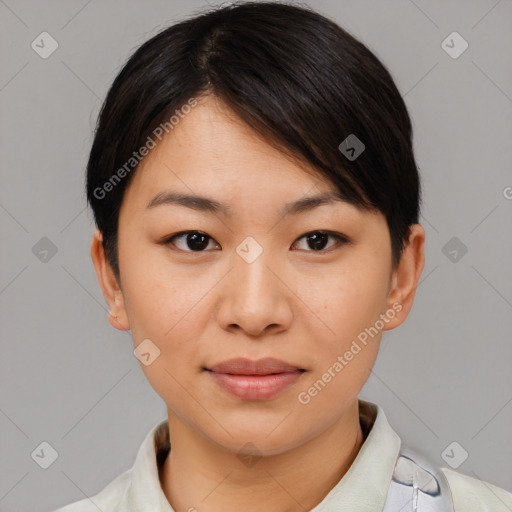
[204,357,306,375]
[204,357,306,400]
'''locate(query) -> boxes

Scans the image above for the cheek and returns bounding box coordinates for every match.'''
[295,267,386,413]
[125,269,207,407]
[126,277,207,363]
[121,249,220,370]
[304,257,390,344]
[121,241,202,339]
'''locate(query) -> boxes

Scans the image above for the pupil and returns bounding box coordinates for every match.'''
[187,233,209,251]
[308,232,328,250]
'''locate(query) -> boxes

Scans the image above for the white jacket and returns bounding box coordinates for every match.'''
[54,399,512,512]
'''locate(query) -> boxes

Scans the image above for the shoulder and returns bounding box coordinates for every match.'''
[442,467,512,511]
[52,469,130,512]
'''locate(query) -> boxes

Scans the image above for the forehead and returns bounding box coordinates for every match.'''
[118,95,375,229]
[156,97,321,175]
[123,96,335,202]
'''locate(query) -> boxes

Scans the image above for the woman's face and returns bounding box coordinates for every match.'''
[96,95,418,456]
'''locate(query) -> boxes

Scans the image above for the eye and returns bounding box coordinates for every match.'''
[163,231,220,252]
[162,230,349,253]
[292,231,349,252]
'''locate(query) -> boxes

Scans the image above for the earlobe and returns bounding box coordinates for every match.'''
[90,229,130,331]
[383,224,425,331]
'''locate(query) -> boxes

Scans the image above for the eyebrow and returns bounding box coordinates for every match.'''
[145,190,353,217]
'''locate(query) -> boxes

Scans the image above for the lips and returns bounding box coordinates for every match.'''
[205,357,306,400]
[206,357,305,375]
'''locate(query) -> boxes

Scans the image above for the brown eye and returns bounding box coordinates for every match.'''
[164,231,219,252]
[163,230,349,254]
[293,231,349,252]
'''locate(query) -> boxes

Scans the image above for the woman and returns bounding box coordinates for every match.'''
[55,2,512,511]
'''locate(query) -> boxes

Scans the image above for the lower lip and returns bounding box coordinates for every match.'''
[207,371,304,400]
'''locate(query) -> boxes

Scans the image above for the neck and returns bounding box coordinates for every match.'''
[159,401,365,512]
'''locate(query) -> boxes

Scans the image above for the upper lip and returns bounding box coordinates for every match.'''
[206,357,305,375]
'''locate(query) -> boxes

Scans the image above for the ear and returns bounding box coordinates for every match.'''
[383,224,425,330]
[90,229,130,331]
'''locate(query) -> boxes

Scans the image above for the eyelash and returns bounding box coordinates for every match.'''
[161,230,350,254]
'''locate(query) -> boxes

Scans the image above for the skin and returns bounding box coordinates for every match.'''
[91,94,425,512]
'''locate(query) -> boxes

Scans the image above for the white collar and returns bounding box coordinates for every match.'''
[116,399,401,512]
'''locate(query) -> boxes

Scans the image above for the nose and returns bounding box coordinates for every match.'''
[215,247,293,337]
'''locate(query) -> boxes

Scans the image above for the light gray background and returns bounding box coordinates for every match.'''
[1,0,511,511]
